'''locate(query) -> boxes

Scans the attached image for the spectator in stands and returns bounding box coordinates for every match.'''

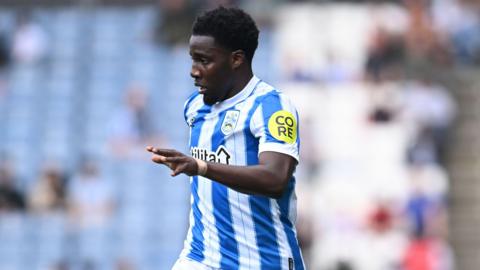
[154,0,201,47]
[403,78,456,165]
[115,257,136,270]
[68,157,115,231]
[12,10,48,64]
[402,159,454,270]
[0,31,10,99]
[28,162,68,214]
[0,32,10,69]
[67,157,115,269]
[0,159,25,212]
[406,163,449,236]
[431,0,480,65]
[108,83,158,158]
[365,26,405,82]
[402,232,454,270]
[359,202,407,270]
[154,0,243,48]
[403,0,452,68]
[204,0,241,9]
[367,81,404,125]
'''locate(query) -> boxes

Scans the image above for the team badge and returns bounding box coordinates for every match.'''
[267,110,297,144]
[221,110,240,135]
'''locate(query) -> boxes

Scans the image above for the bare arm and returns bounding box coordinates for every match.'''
[146,146,296,198]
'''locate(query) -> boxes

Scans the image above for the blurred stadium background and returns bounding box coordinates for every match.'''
[0,0,479,269]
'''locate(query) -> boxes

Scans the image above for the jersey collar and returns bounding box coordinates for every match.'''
[211,75,260,112]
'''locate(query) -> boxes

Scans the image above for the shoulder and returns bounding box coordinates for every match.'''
[184,91,203,115]
[184,91,201,111]
[183,91,205,125]
[244,80,278,106]
[251,82,297,112]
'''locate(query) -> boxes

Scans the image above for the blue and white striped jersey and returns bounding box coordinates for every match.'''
[180,76,305,270]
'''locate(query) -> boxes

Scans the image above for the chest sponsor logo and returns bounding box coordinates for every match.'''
[267,110,297,144]
[221,110,240,135]
[190,145,231,165]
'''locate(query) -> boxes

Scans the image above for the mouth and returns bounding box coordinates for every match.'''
[195,83,207,94]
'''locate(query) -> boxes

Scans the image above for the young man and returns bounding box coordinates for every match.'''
[147,6,305,270]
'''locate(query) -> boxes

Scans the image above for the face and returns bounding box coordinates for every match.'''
[189,35,235,105]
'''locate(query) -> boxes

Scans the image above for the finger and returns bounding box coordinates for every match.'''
[172,163,188,176]
[164,156,184,163]
[152,148,179,157]
[146,146,169,154]
[171,163,188,177]
[151,155,167,164]
[147,147,162,154]
[152,156,175,170]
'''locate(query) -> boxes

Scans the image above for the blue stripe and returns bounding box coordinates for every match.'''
[188,176,205,262]
[249,197,282,269]
[259,92,287,144]
[244,94,282,269]
[277,177,305,270]
[187,104,211,262]
[211,110,239,269]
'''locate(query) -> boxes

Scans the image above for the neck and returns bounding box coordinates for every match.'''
[223,69,254,101]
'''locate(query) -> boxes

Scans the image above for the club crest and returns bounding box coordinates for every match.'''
[221,110,240,135]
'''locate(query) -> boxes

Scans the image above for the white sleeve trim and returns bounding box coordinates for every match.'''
[258,142,299,162]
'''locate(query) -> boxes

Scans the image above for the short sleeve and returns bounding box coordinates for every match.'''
[184,91,201,126]
[250,92,300,162]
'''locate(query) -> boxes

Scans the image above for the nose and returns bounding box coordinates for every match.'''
[190,64,200,79]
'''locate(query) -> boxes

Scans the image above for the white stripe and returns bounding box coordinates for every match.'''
[227,101,261,270]
[197,112,222,268]
[235,193,261,270]
[250,104,267,145]
[288,190,298,226]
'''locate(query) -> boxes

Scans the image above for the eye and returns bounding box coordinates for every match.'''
[191,54,211,66]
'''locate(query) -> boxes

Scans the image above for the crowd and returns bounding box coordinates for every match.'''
[0,0,474,269]
[275,1,467,269]
[0,9,160,270]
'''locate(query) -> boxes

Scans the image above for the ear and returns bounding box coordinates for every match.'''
[231,50,246,69]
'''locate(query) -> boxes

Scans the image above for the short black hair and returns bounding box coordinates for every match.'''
[192,6,259,63]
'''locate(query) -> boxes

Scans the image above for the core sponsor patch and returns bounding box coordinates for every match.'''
[267,110,297,144]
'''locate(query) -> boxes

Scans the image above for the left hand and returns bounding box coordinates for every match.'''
[146,146,199,176]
